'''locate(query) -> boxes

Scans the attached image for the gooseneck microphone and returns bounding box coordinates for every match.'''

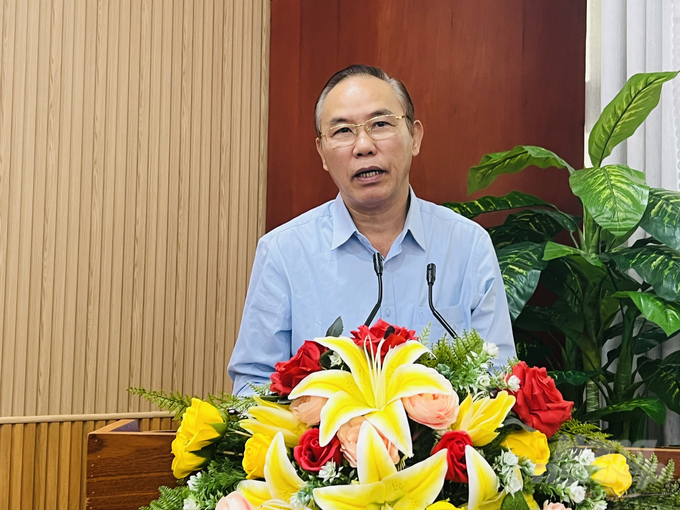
[427,263,459,339]
[364,252,384,326]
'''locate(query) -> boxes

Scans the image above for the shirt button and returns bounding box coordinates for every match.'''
[385,309,391,317]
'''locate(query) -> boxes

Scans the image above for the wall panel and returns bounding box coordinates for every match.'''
[0,0,270,507]
[267,0,586,231]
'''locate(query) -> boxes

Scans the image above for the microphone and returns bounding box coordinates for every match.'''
[364,252,384,326]
[427,263,459,339]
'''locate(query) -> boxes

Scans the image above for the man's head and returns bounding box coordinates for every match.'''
[315,65,424,215]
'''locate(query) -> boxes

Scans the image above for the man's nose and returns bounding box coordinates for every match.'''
[353,127,376,156]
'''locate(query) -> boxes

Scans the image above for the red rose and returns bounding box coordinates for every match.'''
[509,361,574,437]
[270,341,326,397]
[293,428,343,472]
[431,430,472,482]
[350,319,417,361]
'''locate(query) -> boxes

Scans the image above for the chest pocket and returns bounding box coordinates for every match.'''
[412,304,468,343]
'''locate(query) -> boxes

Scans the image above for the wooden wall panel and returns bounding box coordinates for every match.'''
[0,0,270,506]
[267,0,586,231]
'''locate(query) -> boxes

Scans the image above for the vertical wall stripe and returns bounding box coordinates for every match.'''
[0,0,270,506]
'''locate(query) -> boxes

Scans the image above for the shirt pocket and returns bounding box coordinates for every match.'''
[412,304,467,343]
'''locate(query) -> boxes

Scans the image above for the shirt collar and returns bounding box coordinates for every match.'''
[331,188,427,251]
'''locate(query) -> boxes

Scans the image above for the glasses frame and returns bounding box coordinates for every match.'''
[321,114,406,148]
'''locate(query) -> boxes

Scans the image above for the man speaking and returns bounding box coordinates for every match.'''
[228,65,516,395]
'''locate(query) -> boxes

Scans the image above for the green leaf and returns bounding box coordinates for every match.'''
[589,72,679,167]
[638,358,680,415]
[640,188,680,251]
[325,316,343,337]
[612,292,680,336]
[488,210,571,248]
[468,145,573,194]
[496,242,549,321]
[569,165,650,237]
[633,324,672,354]
[500,492,530,510]
[581,396,667,424]
[442,191,554,219]
[542,241,604,267]
[612,245,680,301]
[549,370,600,386]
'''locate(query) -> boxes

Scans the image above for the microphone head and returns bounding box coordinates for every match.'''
[373,252,384,275]
[427,263,436,284]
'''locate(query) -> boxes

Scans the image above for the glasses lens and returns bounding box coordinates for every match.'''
[327,125,355,147]
[368,115,399,139]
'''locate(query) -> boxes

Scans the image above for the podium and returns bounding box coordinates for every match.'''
[86,420,177,510]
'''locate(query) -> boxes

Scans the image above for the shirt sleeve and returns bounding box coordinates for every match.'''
[469,230,517,365]
[227,237,292,396]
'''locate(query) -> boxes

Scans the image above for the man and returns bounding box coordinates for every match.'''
[228,65,515,395]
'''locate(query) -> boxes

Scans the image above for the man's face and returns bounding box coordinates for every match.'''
[315,76,423,214]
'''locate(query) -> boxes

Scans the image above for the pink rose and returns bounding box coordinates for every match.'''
[337,416,400,467]
[543,503,571,510]
[290,396,328,426]
[215,492,254,510]
[402,390,459,429]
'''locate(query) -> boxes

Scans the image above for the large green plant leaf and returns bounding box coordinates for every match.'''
[612,245,680,301]
[569,165,650,237]
[612,291,680,336]
[496,242,548,321]
[488,210,576,248]
[588,72,679,167]
[640,188,680,251]
[549,370,600,386]
[442,191,553,219]
[638,357,680,415]
[542,241,604,267]
[580,396,667,424]
[467,145,573,194]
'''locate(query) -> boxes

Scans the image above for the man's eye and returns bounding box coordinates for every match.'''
[331,126,352,137]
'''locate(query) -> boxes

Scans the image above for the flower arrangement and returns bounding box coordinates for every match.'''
[133,320,680,510]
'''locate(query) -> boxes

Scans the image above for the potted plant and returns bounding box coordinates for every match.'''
[444,71,680,443]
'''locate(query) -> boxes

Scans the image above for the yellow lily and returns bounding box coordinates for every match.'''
[313,421,449,510]
[465,446,504,510]
[238,432,305,509]
[288,337,453,456]
[239,396,309,448]
[450,392,515,446]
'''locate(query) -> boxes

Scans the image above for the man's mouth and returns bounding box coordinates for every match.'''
[354,168,385,179]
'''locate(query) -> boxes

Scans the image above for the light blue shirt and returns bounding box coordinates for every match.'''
[228,189,516,395]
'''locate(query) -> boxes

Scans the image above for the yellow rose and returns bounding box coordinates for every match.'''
[242,433,274,480]
[179,398,227,451]
[427,502,462,510]
[171,434,209,478]
[171,398,227,478]
[501,430,550,475]
[450,391,516,446]
[591,453,632,497]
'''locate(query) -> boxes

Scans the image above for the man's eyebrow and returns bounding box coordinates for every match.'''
[328,109,396,126]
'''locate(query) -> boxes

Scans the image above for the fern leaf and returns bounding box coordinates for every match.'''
[128,387,194,420]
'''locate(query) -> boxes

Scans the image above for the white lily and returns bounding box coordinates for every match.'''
[313,421,449,510]
[289,337,453,456]
[238,432,305,509]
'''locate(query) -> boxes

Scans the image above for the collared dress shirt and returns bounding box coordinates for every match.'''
[228,188,516,395]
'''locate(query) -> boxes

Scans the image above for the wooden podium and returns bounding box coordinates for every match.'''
[86,420,178,510]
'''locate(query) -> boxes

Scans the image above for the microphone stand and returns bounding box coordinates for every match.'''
[427,263,459,339]
[363,252,384,326]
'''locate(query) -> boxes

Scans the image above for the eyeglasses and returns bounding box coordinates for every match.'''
[320,114,406,149]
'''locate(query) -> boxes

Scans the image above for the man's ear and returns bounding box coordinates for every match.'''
[316,138,329,171]
[411,120,424,157]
